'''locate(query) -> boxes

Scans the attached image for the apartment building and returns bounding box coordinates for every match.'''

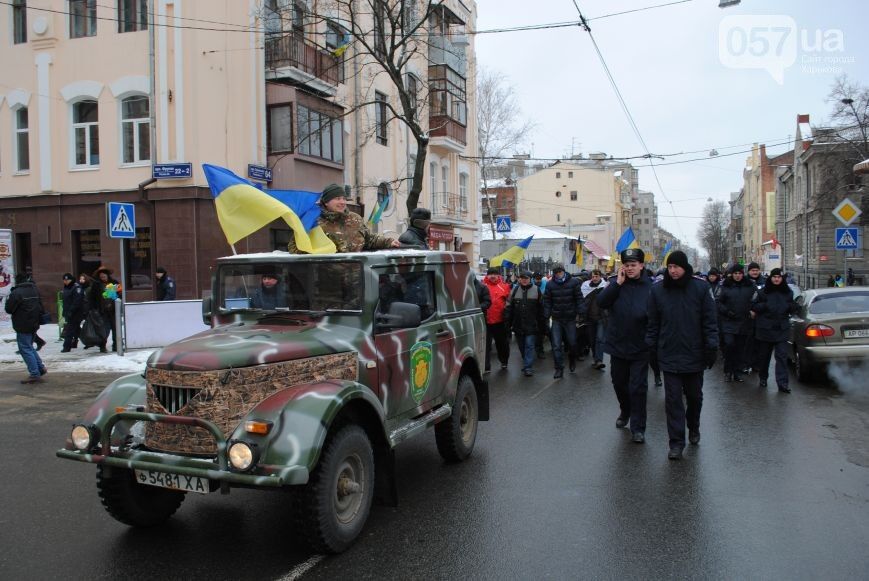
[0,0,480,305]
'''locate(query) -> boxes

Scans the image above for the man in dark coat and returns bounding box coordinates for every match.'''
[597,249,652,442]
[249,273,287,310]
[751,268,797,393]
[5,273,47,383]
[155,267,176,301]
[60,272,86,352]
[647,251,719,460]
[543,265,583,379]
[504,271,544,377]
[717,264,756,382]
[398,208,431,250]
[89,266,121,353]
[580,269,609,370]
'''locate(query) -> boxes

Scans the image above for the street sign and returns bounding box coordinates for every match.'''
[247,164,273,183]
[832,197,862,226]
[495,215,512,233]
[152,163,192,179]
[835,227,859,250]
[107,202,136,239]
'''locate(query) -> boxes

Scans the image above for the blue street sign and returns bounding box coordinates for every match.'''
[152,163,192,179]
[496,215,512,233]
[107,202,136,239]
[247,164,273,183]
[835,227,859,250]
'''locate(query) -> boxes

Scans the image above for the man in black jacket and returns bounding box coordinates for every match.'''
[543,265,582,379]
[597,249,652,443]
[717,264,755,382]
[5,273,48,383]
[155,267,176,301]
[398,208,431,250]
[504,272,544,377]
[60,272,86,352]
[647,251,719,460]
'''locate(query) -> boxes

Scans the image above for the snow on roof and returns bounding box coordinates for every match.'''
[479,221,575,241]
[798,122,812,140]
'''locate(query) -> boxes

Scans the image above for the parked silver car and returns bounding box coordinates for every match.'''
[789,287,869,381]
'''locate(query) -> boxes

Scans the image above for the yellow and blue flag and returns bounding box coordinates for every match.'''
[660,240,673,265]
[203,164,336,254]
[490,236,533,267]
[367,191,389,227]
[615,227,640,253]
[571,238,583,266]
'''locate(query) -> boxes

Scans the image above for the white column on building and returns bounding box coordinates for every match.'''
[35,53,52,192]
[174,0,185,161]
[158,0,169,161]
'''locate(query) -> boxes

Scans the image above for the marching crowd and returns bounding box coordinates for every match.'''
[479,251,798,461]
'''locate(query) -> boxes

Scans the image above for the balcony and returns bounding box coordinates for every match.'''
[265,31,344,95]
[428,34,467,76]
[432,192,469,223]
[429,115,466,151]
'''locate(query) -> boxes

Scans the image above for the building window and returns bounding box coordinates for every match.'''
[441,165,449,209]
[13,0,26,44]
[270,228,291,251]
[570,191,577,201]
[268,104,293,153]
[644,218,649,224]
[644,207,649,214]
[292,0,305,32]
[126,227,152,289]
[459,172,468,212]
[373,0,386,57]
[14,107,30,172]
[121,96,150,164]
[556,213,560,222]
[556,172,561,179]
[555,191,561,198]
[73,229,102,278]
[72,100,99,167]
[406,74,419,117]
[374,91,388,145]
[70,0,97,38]
[296,105,343,163]
[429,161,437,207]
[118,0,147,32]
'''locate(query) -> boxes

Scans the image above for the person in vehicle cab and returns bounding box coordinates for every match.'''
[398,207,431,250]
[250,273,287,310]
[288,184,400,253]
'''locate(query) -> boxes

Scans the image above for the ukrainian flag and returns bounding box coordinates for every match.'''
[367,192,389,227]
[571,238,583,266]
[203,164,336,254]
[615,227,640,253]
[660,240,673,265]
[490,236,533,267]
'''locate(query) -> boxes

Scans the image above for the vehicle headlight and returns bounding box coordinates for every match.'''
[228,440,259,472]
[71,424,99,451]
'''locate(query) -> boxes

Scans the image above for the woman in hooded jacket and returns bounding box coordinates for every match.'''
[750,268,798,393]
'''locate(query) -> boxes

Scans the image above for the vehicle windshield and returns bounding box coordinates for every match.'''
[217,261,363,313]
[808,291,869,315]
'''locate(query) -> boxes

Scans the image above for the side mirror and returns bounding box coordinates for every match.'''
[202,296,213,327]
[376,301,421,331]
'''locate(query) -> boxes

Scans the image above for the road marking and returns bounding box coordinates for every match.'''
[276,555,325,581]
[530,381,559,399]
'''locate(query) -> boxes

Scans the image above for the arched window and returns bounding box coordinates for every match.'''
[14,107,30,172]
[72,100,99,167]
[121,95,150,164]
[429,161,438,208]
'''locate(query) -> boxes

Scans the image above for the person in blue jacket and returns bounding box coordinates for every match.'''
[597,248,653,443]
[647,251,719,460]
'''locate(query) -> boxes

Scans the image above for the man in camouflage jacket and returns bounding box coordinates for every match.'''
[288,184,399,253]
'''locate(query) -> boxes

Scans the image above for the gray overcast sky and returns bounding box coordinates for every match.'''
[473,0,868,250]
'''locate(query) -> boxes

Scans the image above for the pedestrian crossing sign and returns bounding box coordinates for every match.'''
[107,202,136,239]
[835,227,858,250]
[496,216,512,233]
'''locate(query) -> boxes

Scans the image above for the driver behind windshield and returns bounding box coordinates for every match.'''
[250,273,287,310]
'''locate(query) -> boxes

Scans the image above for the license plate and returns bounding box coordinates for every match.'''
[134,470,210,494]
[844,329,869,339]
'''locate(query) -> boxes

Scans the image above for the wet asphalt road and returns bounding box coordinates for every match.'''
[1,358,867,580]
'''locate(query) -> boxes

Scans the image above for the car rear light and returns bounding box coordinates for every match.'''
[805,324,834,338]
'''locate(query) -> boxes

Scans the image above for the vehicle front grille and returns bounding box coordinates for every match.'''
[151,384,202,414]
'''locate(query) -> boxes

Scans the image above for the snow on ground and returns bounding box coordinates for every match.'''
[1,324,155,376]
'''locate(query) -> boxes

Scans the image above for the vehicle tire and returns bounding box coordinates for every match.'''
[435,375,478,462]
[96,465,185,527]
[295,424,374,554]
[794,347,814,383]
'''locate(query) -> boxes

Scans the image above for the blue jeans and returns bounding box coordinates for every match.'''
[588,321,606,363]
[515,333,536,371]
[17,332,45,378]
[550,319,576,370]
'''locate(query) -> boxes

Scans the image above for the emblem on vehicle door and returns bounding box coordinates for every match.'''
[410,341,433,403]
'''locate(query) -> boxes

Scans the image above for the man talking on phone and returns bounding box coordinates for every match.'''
[596,248,653,444]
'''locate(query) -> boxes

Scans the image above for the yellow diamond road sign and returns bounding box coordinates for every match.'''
[833,198,862,226]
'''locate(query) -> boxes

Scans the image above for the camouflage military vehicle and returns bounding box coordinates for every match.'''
[57,250,488,553]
